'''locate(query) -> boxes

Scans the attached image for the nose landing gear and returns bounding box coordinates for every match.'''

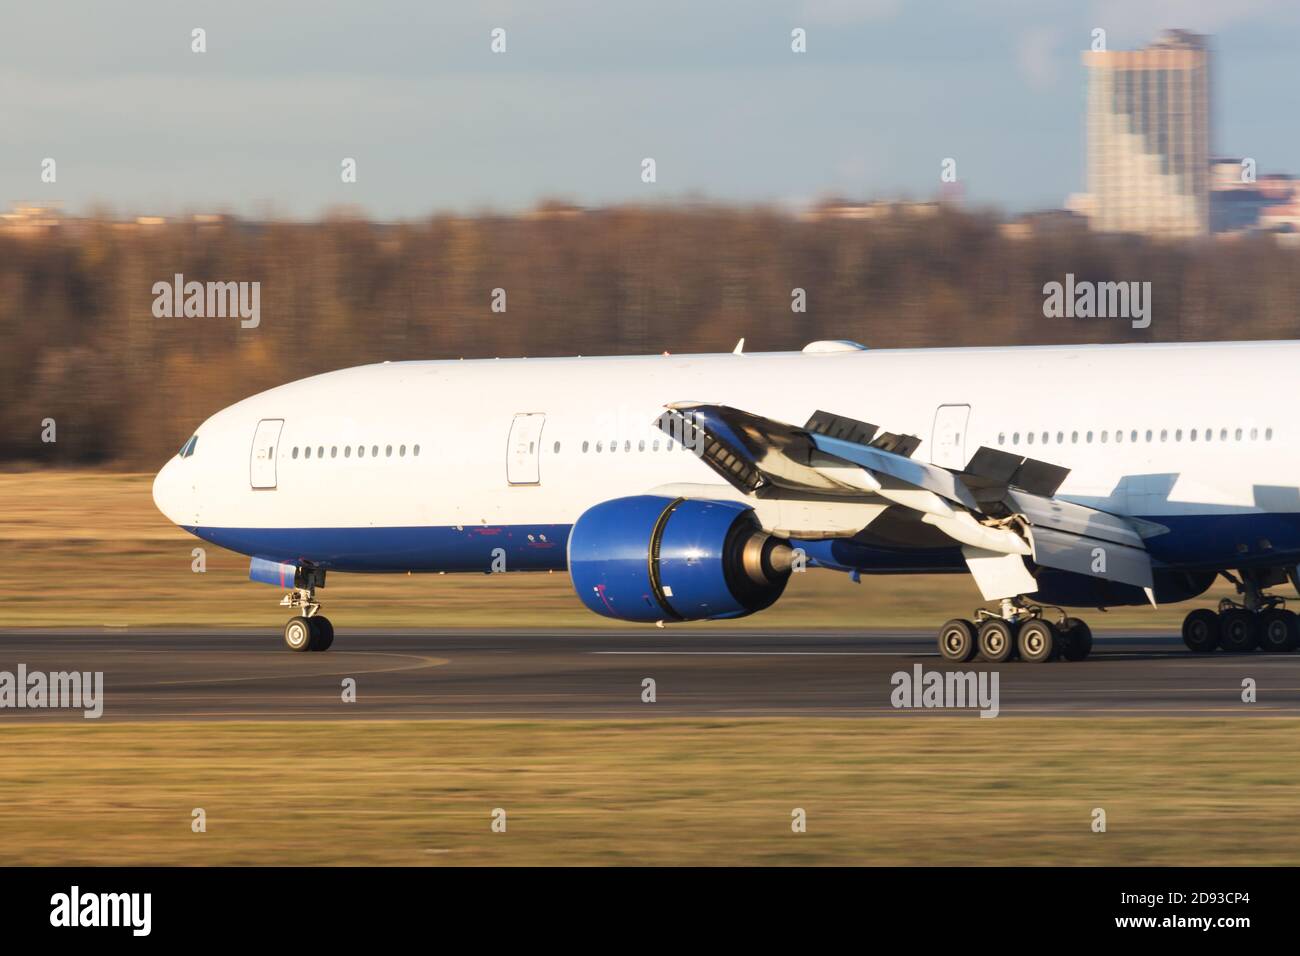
[280,580,334,652]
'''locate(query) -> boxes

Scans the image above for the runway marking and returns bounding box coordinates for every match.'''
[147,653,449,687]
[590,651,935,657]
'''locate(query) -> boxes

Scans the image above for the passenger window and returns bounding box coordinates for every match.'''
[1220,429,1227,441]
[1250,428,1258,440]
[1174,430,1182,442]
[1159,430,1167,442]
[1027,432,1034,445]
[305,447,312,459]
[372,445,379,457]
[331,446,338,458]
[1101,431,1108,443]
[400,445,407,457]
[1235,429,1242,441]
[1071,431,1078,443]
[1190,429,1197,441]
[345,446,351,458]
[1266,428,1273,440]
[292,447,299,459]
[653,440,660,451]
[553,442,560,453]
[414,444,421,456]
[386,445,393,457]
[596,441,603,452]
[1056,431,1063,444]
[1086,431,1093,443]
[1012,432,1020,445]
[582,441,589,453]
[358,446,365,458]
[997,432,1005,445]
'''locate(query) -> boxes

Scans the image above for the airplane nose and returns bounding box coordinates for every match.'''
[152,457,192,527]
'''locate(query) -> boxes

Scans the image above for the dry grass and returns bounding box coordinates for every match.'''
[0,471,1236,629]
[0,718,1295,865]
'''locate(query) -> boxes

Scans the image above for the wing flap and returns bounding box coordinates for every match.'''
[1028,527,1154,589]
[657,403,1155,593]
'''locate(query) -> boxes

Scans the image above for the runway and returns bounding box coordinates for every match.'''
[0,628,1297,720]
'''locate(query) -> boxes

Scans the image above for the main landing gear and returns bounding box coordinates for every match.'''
[280,578,334,652]
[938,598,1092,664]
[1181,571,1300,653]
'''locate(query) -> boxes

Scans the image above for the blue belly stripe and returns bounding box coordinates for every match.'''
[187,524,572,573]
[183,511,1300,575]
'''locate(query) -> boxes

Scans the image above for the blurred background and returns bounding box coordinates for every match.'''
[3,4,1300,468]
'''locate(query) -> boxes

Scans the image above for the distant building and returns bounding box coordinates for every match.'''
[0,203,64,236]
[525,201,587,221]
[1207,159,1300,233]
[1080,30,1211,238]
[802,199,941,222]
[999,209,1089,241]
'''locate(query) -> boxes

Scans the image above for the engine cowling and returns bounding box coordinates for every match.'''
[568,495,793,622]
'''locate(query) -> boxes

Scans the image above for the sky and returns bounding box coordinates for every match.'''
[3,0,1299,219]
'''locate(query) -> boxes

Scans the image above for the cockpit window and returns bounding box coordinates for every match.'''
[178,435,198,458]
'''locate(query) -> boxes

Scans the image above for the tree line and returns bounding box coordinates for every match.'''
[3,203,1298,469]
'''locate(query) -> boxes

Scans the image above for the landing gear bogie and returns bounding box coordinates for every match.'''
[1182,594,1300,655]
[935,598,1092,663]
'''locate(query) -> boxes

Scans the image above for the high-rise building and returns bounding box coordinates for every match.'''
[1081,30,1210,237]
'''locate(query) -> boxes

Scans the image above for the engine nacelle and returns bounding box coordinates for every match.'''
[568,495,793,622]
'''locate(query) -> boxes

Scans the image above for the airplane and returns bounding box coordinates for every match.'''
[152,338,1300,659]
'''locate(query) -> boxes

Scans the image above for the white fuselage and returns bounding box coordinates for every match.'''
[152,340,1300,574]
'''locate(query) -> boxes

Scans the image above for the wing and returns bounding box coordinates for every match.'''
[658,404,1156,602]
